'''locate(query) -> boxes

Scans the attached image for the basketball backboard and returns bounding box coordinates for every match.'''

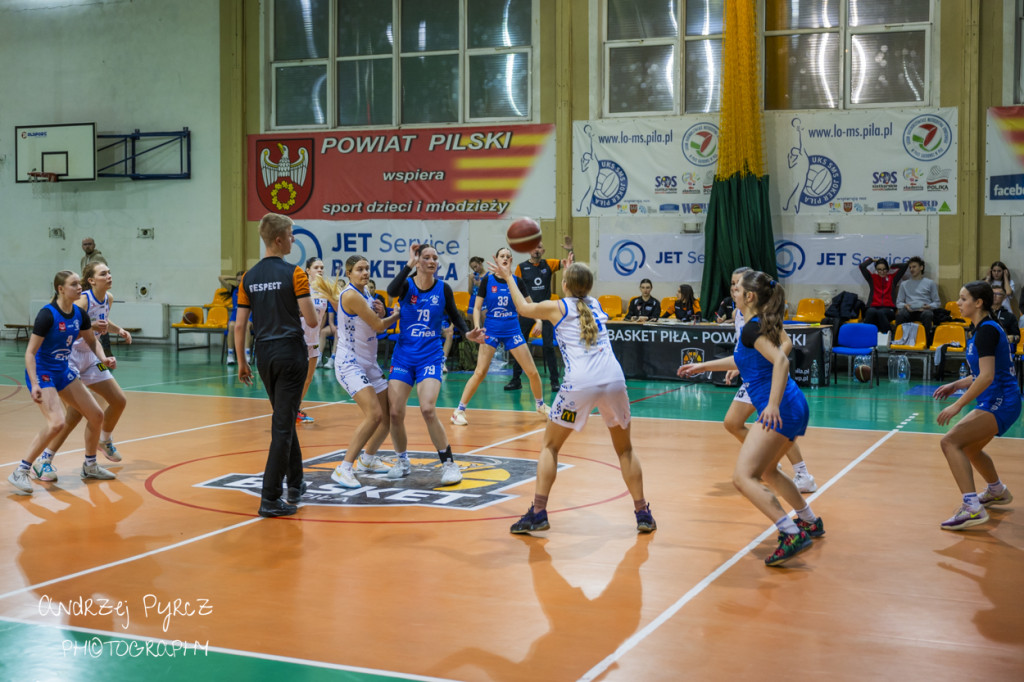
[15,123,96,182]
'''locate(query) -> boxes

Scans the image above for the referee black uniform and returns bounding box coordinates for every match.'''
[237,257,311,516]
[510,256,562,391]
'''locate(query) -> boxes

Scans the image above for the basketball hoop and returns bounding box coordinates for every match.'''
[27,171,58,183]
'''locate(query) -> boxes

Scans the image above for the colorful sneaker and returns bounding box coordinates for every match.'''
[537,404,551,418]
[386,457,412,479]
[764,530,814,566]
[331,466,361,489]
[635,504,657,533]
[978,487,1014,508]
[100,440,122,463]
[32,459,58,482]
[796,516,825,538]
[296,410,314,424]
[81,462,116,480]
[440,460,463,485]
[450,410,468,426]
[353,454,389,474]
[8,468,33,495]
[510,505,550,534]
[940,504,989,531]
[793,472,818,493]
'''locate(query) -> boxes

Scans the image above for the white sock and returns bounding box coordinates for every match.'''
[795,504,816,523]
[396,452,408,461]
[963,492,981,511]
[42,449,55,460]
[987,480,1006,494]
[341,461,353,472]
[775,515,800,535]
[100,431,112,442]
[792,461,808,476]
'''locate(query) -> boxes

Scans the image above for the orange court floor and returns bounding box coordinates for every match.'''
[0,344,1021,681]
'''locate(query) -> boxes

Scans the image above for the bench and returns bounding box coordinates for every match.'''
[4,324,33,342]
[173,325,229,361]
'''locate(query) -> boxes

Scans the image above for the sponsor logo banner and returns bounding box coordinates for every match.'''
[248,124,556,220]
[574,109,957,217]
[985,107,1024,215]
[197,450,570,511]
[773,234,925,285]
[283,219,470,283]
[598,232,705,282]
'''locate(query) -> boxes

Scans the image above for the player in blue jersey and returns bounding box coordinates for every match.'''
[8,271,118,495]
[386,243,485,486]
[933,280,1021,530]
[679,271,821,566]
[451,247,549,426]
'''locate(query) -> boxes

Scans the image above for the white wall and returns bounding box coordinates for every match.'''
[0,0,221,334]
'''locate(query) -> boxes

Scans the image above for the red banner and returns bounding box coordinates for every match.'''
[247,124,556,221]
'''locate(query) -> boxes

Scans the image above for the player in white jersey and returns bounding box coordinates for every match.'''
[489,256,655,534]
[315,255,399,488]
[36,262,132,482]
[720,267,818,493]
[297,258,330,423]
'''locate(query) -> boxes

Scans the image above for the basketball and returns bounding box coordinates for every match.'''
[854,364,872,383]
[182,310,200,324]
[506,218,542,253]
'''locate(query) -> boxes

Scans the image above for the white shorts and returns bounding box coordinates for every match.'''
[70,345,112,386]
[733,382,753,405]
[549,380,631,432]
[307,343,321,360]
[335,359,387,397]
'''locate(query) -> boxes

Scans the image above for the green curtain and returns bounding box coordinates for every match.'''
[700,172,778,320]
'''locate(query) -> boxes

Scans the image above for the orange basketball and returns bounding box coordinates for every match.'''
[182,310,200,324]
[506,218,542,253]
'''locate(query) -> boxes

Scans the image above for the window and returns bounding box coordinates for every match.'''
[764,0,931,110]
[602,0,934,116]
[1016,0,1024,104]
[270,0,535,128]
[603,0,725,116]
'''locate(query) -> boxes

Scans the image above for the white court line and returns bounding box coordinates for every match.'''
[0,425,548,602]
[577,413,919,682]
[0,616,460,682]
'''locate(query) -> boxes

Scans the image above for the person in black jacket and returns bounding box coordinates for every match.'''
[991,285,1020,345]
[626,279,661,321]
[664,284,700,321]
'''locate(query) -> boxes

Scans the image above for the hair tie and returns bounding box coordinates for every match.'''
[769,279,777,288]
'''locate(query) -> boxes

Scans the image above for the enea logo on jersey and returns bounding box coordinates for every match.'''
[255,139,314,215]
[681,123,719,167]
[903,115,952,162]
[195,450,570,510]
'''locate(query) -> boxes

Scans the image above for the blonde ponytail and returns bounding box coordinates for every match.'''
[575,298,599,348]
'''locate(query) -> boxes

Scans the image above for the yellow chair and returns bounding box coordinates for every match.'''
[201,306,229,329]
[203,287,233,309]
[598,295,623,319]
[790,298,826,323]
[171,306,204,329]
[942,301,968,327]
[890,324,926,351]
[452,290,470,313]
[660,297,677,317]
[929,324,966,352]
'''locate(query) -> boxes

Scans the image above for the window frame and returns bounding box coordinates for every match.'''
[267,0,540,130]
[598,0,936,117]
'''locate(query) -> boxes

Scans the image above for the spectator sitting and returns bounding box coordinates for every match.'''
[625,279,660,321]
[991,284,1020,346]
[984,261,1015,314]
[664,284,700,322]
[894,256,941,346]
[858,257,911,336]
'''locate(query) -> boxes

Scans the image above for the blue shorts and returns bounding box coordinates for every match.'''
[389,359,444,386]
[977,395,1022,437]
[485,331,526,350]
[756,393,809,441]
[26,366,78,393]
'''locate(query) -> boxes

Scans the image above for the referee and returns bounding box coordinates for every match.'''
[235,213,319,518]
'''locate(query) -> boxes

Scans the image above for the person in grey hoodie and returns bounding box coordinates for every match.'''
[895,256,941,346]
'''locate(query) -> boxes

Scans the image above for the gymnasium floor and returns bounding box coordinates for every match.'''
[0,340,1021,681]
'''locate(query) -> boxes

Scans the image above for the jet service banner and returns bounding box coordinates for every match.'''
[248,125,556,221]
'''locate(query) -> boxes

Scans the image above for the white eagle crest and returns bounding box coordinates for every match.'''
[260,143,309,187]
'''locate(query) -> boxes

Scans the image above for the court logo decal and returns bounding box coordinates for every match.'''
[195,450,570,510]
[255,139,314,214]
